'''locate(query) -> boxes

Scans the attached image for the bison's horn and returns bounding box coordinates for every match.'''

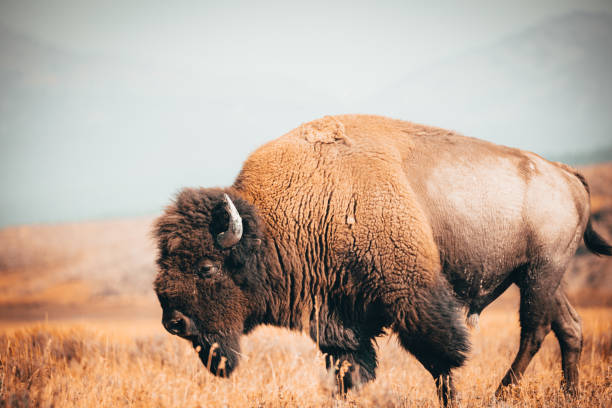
[216,193,243,248]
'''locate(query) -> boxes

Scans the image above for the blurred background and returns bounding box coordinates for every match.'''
[1,0,612,227]
[0,1,611,322]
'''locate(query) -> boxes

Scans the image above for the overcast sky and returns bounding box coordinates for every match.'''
[1,1,612,227]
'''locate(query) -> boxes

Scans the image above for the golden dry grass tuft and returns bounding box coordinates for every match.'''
[1,307,611,408]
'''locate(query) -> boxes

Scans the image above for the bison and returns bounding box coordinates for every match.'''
[153,115,611,406]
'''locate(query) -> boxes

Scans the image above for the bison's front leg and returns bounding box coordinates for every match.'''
[393,280,470,407]
[398,331,461,406]
[320,342,377,394]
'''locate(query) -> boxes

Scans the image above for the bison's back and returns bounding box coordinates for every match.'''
[234,115,588,300]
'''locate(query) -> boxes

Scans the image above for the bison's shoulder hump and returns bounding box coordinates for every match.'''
[295,116,352,146]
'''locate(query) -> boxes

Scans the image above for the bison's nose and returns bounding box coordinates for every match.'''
[162,310,196,337]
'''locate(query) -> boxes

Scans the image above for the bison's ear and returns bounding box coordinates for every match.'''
[211,194,243,248]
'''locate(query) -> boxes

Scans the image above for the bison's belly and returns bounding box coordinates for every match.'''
[434,220,528,306]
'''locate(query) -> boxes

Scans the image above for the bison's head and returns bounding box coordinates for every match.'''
[153,188,262,377]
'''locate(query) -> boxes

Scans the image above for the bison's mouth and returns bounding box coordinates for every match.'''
[160,308,241,377]
[191,335,239,377]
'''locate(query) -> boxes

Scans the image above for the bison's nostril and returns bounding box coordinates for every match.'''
[163,310,193,336]
[168,318,185,334]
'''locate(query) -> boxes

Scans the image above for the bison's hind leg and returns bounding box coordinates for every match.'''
[551,287,582,395]
[496,264,582,398]
[495,281,554,397]
[394,282,470,406]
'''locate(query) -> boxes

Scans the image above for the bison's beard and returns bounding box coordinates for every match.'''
[191,333,241,377]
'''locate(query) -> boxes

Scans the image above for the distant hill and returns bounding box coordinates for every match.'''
[550,146,612,166]
[0,217,157,320]
[368,11,612,159]
[566,163,612,305]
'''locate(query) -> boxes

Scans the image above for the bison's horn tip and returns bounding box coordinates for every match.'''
[217,194,243,248]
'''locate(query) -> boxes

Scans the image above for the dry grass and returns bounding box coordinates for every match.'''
[1,306,610,408]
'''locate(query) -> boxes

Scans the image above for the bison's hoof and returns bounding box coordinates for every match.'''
[494,383,519,401]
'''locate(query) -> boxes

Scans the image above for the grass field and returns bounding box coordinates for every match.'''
[1,301,611,407]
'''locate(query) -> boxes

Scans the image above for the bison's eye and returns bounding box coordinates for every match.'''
[199,261,218,277]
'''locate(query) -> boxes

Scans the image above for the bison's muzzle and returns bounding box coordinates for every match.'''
[161,309,240,377]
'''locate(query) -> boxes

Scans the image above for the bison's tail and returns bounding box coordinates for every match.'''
[558,162,612,256]
[584,218,612,256]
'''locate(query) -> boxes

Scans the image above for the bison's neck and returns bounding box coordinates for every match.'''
[246,236,321,331]
[230,187,330,332]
